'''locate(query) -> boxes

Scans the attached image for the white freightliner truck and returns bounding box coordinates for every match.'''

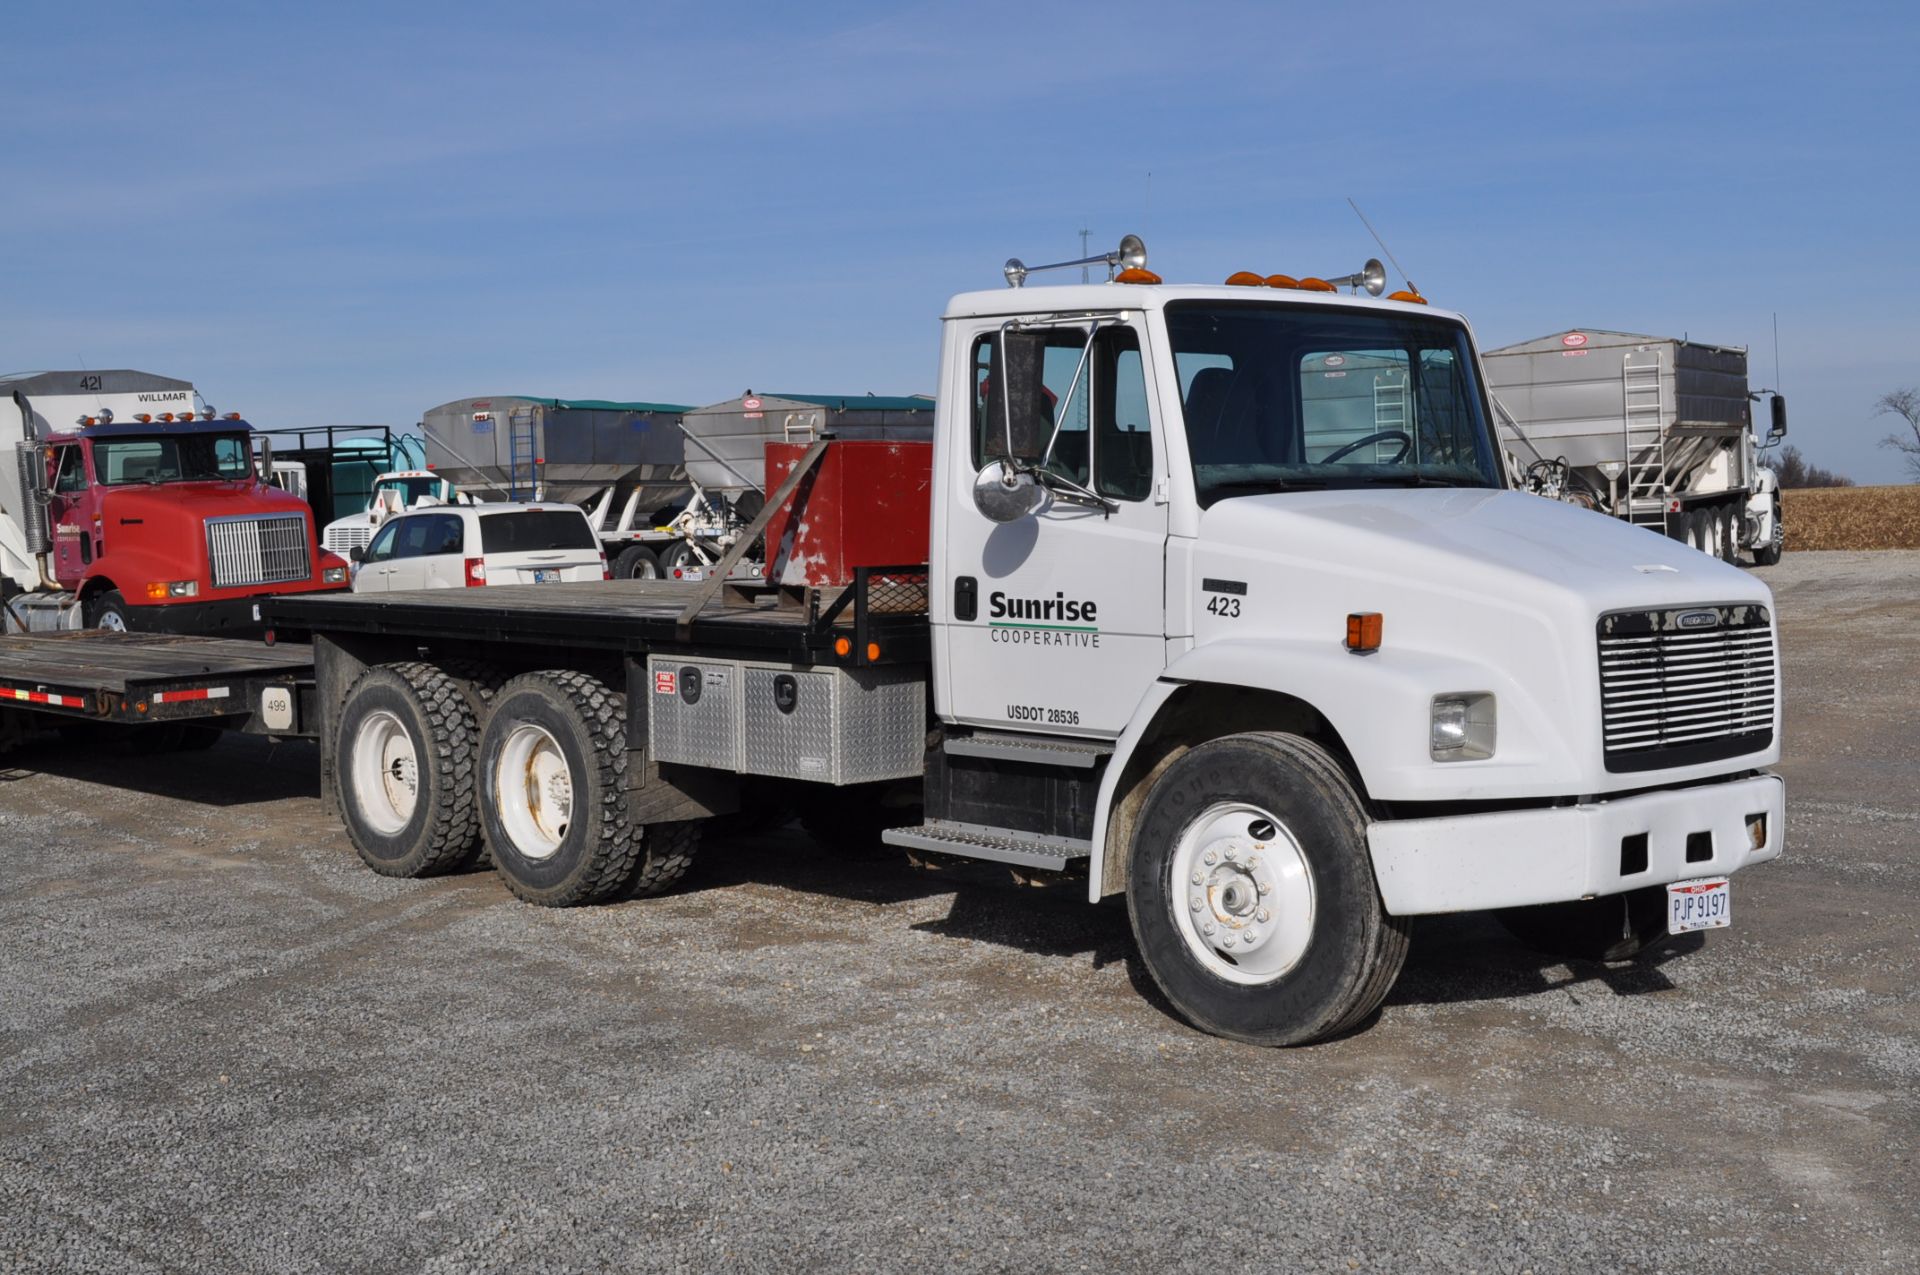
[0,241,1783,1045]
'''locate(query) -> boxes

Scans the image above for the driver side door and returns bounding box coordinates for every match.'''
[937,317,1169,738]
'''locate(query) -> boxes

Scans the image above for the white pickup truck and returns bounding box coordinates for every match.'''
[0,240,1783,1046]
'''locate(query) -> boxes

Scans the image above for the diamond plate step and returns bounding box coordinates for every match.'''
[942,730,1113,769]
[882,821,1092,872]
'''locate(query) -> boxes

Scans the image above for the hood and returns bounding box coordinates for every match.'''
[103,480,312,523]
[1199,488,1768,617]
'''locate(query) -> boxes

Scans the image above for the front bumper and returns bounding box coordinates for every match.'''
[1366,772,1784,915]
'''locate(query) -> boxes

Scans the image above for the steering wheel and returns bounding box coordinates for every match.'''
[1323,429,1411,464]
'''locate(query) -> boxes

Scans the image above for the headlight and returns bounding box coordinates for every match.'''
[1431,693,1496,761]
[146,580,199,599]
[322,566,348,584]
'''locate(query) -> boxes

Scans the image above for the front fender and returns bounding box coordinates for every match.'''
[1087,637,1586,901]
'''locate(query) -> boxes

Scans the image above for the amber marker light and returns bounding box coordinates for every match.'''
[865,642,881,662]
[1224,271,1265,286]
[1389,289,1428,305]
[1346,612,1383,653]
[834,636,852,657]
[1296,278,1337,293]
[1115,267,1162,284]
[1265,275,1300,289]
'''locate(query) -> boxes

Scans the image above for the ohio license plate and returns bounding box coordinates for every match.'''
[1667,877,1730,934]
[533,569,560,583]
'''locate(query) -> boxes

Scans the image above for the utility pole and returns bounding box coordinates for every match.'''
[1079,226,1092,282]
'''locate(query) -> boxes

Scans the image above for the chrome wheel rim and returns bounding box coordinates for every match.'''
[1168,802,1315,985]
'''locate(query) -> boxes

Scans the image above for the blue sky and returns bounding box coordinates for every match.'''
[5,0,1916,479]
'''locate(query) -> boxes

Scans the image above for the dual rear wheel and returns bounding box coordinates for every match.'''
[336,662,698,903]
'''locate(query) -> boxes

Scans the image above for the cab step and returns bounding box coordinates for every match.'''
[881,820,1092,872]
[942,730,1113,769]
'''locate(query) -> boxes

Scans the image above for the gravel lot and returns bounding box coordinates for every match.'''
[2,551,1915,1273]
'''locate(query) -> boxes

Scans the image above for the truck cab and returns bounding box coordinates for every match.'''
[30,418,349,632]
[912,264,1781,1041]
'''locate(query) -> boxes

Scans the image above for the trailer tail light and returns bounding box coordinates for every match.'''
[465,557,487,587]
[1345,611,1383,653]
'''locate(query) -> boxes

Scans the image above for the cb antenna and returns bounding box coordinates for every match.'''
[1347,197,1417,297]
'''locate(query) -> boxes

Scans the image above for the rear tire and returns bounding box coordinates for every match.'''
[612,544,660,580]
[1495,885,1669,962]
[1716,505,1739,564]
[478,670,696,905]
[1126,732,1410,1046]
[337,662,483,878]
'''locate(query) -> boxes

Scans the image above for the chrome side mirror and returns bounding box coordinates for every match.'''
[972,460,1052,523]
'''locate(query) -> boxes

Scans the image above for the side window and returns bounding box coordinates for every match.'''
[53,446,89,494]
[364,522,399,563]
[212,436,252,479]
[969,325,1155,501]
[429,514,465,556]
[393,517,437,559]
[1094,333,1153,502]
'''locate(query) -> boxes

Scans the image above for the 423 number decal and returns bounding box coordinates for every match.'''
[1205,594,1241,618]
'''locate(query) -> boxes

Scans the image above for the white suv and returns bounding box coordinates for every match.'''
[350,503,608,592]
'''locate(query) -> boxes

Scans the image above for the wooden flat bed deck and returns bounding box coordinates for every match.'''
[0,632,315,697]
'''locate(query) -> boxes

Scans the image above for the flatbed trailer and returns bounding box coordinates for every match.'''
[0,632,316,729]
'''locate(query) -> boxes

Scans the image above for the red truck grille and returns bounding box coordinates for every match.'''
[206,514,311,588]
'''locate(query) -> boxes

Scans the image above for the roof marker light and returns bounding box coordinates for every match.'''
[224,412,242,421]
[1265,275,1300,289]
[1225,271,1265,286]
[1115,267,1161,284]
[1296,278,1337,293]
[136,413,153,423]
[1388,289,1428,305]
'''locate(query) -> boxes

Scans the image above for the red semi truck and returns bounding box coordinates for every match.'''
[2,369,350,634]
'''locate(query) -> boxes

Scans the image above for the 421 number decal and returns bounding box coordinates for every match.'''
[1205,594,1241,618]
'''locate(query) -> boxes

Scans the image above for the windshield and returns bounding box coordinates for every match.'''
[376,476,443,505]
[94,433,254,485]
[1165,302,1502,506]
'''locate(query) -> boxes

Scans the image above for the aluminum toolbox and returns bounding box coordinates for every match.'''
[646,655,923,784]
[644,658,743,771]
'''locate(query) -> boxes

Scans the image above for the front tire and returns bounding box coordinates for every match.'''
[1126,733,1409,1046]
[1753,502,1784,566]
[337,662,483,877]
[84,589,132,632]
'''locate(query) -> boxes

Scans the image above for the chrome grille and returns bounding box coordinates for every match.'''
[206,514,311,588]
[1597,604,1775,772]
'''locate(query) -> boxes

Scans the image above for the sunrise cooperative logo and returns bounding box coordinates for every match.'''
[987,590,1101,648]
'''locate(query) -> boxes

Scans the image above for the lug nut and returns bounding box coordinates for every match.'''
[1246,855,1260,870]
[1203,850,1217,865]
[1202,922,1216,936]
[1257,908,1271,923]
[1191,899,1204,912]
[1222,934,1236,947]
[1191,871,1204,885]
